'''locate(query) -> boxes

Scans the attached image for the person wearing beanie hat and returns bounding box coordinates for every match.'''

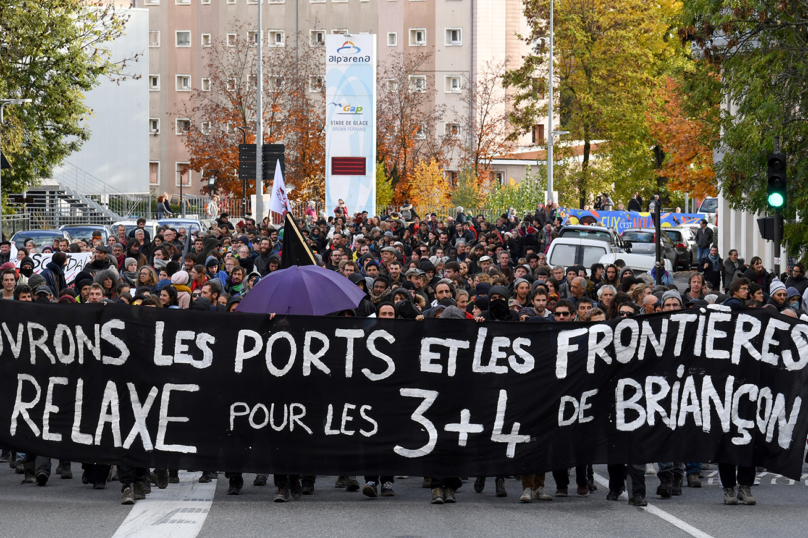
[786,287,803,315]
[17,256,35,286]
[171,271,192,309]
[661,290,683,311]
[75,279,93,303]
[121,257,139,287]
[767,278,788,311]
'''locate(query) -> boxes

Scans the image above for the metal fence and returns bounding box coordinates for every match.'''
[1,216,32,239]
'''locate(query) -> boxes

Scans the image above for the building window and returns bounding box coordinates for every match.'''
[248,31,259,46]
[227,0,236,4]
[269,76,284,92]
[409,29,426,46]
[445,76,462,93]
[201,78,211,91]
[201,33,212,47]
[446,170,458,186]
[445,123,460,138]
[310,30,325,47]
[415,124,426,139]
[332,29,349,35]
[176,75,191,91]
[248,75,257,88]
[145,0,159,5]
[268,0,285,3]
[149,162,160,185]
[269,30,285,47]
[445,28,462,46]
[387,79,398,92]
[201,121,211,135]
[176,0,190,4]
[176,163,191,187]
[227,33,237,47]
[387,32,397,46]
[149,118,160,135]
[493,171,505,184]
[176,119,191,135]
[309,75,324,93]
[532,124,545,145]
[176,31,191,47]
[311,0,325,3]
[149,75,160,91]
[202,0,210,4]
[226,78,236,92]
[149,31,160,47]
[409,75,426,93]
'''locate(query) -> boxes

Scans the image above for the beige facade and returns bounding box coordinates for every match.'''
[140,0,547,195]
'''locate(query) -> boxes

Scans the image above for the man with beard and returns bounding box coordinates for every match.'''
[254,237,274,276]
[368,277,392,305]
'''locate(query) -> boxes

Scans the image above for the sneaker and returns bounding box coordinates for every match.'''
[156,469,169,489]
[291,478,303,499]
[274,485,291,502]
[534,486,552,501]
[473,477,485,493]
[431,487,444,504]
[8,455,17,469]
[686,473,702,488]
[672,475,683,496]
[133,480,146,500]
[495,477,507,497]
[577,485,590,497]
[737,485,756,505]
[444,488,456,503]
[520,487,533,503]
[555,487,568,497]
[35,472,48,486]
[0,451,9,463]
[422,477,432,489]
[363,481,378,498]
[61,466,73,480]
[381,482,395,496]
[628,495,648,506]
[21,471,36,484]
[335,476,348,488]
[645,463,657,475]
[301,480,315,495]
[93,480,107,490]
[253,474,267,486]
[657,480,672,498]
[55,464,63,475]
[606,489,622,501]
[169,470,179,484]
[588,478,597,492]
[229,476,244,495]
[142,480,151,495]
[723,487,738,505]
[121,487,135,505]
[345,476,360,492]
[198,473,212,484]
[147,472,158,486]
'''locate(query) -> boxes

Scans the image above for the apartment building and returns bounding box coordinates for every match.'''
[139,0,547,195]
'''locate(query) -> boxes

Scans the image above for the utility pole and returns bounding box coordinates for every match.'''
[237,127,249,218]
[254,0,264,226]
[772,135,783,277]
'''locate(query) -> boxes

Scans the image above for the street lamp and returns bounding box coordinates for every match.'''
[0,99,33,211]
[236,126,249,217]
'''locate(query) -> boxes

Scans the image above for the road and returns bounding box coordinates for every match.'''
[0,463,806,538]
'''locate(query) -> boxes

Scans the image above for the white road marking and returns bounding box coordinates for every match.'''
[593,472,715,538]
[111,471,215,538]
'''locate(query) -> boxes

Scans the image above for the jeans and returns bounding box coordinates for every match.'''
[657,462,685,480]
[607,464,646,498]
[718,464,755,488]
[686,462,702,476]
[697,247,710,264]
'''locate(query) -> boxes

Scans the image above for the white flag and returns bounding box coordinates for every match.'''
[268,159,291,215]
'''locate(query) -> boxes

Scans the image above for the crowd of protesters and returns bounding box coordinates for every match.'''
[0,200,805,507]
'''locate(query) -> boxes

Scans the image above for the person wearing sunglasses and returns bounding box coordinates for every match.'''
[618,304,637,317]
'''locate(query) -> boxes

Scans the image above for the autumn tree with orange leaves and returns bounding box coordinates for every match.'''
[376,51,455,202]
[648,77,717,199]
[178,23,325,204]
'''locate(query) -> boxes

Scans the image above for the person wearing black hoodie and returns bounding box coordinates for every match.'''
[481,286,518,322]
[40,251,68,297]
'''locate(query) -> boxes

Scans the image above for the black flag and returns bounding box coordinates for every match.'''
[280,212,316,268]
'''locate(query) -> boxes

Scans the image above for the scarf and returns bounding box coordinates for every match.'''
[122,270,138,285]
[708,253,720,271]
[369,288,391,304]
[174,284,191,294]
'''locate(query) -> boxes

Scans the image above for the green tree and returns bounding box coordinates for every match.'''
[486,165,547,213]
[0,1,136,206]
[679,0,808,253]
[375,163,394,208]
[505,0,681,208]
[450,166,483,210]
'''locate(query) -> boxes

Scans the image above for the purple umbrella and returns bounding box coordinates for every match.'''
[236,264,366,316]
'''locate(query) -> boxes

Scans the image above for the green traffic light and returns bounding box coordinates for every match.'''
[768,192,785,208]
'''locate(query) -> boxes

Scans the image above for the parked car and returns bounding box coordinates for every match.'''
[111,220,160,240]
[598,253,674,275]
[546,238,620,274]
[557,225,628,252]
[660,228,695,270]
[10,229,73,250]
[158,218,208,236]
[698,196,718,217]
[619,228,679,270]
[57,224,113,244]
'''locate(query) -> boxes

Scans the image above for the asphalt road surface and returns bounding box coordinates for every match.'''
[0,462,806,538]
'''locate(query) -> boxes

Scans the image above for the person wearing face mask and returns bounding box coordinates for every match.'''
[17,257,35,286]
[785,287,802,315]
[481,286,518,321]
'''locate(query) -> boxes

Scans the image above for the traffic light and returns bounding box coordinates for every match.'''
[767,153,787,209]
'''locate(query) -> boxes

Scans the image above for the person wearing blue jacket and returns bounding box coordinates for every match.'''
[205,256,228,289]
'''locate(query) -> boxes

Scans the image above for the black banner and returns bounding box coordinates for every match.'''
[1,303,807,478]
